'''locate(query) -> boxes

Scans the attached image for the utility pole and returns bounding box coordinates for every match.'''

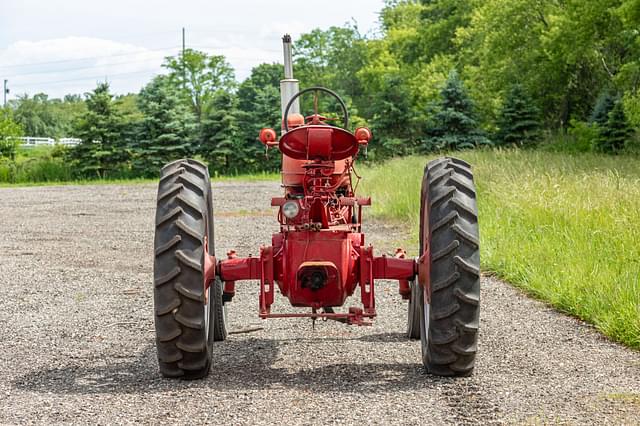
[3,80,8,107]
[182,27,186,90]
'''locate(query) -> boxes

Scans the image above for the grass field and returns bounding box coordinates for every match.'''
[360,149,640,349]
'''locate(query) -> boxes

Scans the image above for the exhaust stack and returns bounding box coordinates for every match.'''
[280,34,300,126]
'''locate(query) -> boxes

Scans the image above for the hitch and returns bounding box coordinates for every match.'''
[258,306,374,326]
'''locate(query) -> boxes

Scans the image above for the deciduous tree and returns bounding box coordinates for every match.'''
[163,49,235,122]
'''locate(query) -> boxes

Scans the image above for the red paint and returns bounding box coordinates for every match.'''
[279,125,359,161]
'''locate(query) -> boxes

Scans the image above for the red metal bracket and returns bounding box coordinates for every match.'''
[218,246,275,315]
[259,246,274,315]
[222,250,238,300]
[359,245,376,315]
[219,255,261,281]
[372,252,416,281]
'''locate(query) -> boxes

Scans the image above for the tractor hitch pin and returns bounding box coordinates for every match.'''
[311,307,317,331]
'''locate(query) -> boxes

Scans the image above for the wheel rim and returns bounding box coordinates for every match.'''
[203,206,214,343]
[423,284,430,346]
[407,282,414,325]
[204,286,211,339]
[222,300,228,330]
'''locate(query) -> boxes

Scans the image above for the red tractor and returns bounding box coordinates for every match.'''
[152,35,480,379]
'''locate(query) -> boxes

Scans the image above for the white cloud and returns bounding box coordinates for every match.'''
[0,37,171,98]
[0,0,384,99]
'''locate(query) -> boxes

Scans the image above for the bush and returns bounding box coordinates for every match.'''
[624,130,640,155]
[622,92,640,128]
[0,108,23,160]
[14,158,73,182]
[0,158,16,182]
[0,147,74,184]
[568,120,599,153]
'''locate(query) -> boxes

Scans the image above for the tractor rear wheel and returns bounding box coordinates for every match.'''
[419,157,480,376]
[153,159,216,379]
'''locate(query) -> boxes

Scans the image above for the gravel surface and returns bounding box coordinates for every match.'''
[0,181,639,425]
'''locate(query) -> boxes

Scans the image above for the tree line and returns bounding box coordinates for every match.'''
[1,0,638,181]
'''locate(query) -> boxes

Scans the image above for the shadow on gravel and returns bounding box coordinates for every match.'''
[12,335,445,395]
[356,332,408,343]
[12,335,500,423]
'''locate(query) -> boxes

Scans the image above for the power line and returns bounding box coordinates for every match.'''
[190,44,281,54]
[9,64,257,89]
[10,68,164,88]
[4,48,280,82]
[5,52,277,81]
[89,25,277,44]
[3,56,168,78]
[0,46,181,71]
[1,45,281,77]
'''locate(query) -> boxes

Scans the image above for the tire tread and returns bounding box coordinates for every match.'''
[420,157,481,377]
[154,159,214,379]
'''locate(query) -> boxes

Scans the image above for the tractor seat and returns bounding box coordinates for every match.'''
[279,125,359,161]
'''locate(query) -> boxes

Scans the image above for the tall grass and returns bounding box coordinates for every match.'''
[0,146,73,184]
[361,149,640,349]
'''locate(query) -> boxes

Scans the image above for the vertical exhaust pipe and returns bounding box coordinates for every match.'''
[283,34,294,80]
[281,34,300,129]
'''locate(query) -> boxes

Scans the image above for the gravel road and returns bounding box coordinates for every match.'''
[0,182,639,425]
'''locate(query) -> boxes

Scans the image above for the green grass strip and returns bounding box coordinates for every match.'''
[360,149,640,349]
[0,172,280,188]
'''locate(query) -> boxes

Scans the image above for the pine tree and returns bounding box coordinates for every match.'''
[496,84,541,146]
[427,70,490,150]
[236,84,282,172]
[200,91,240,174]
[596,100,632,154]
[133,76,197,177]
[371,74,418,158]
[236,64,284,172]
[70,83,126,178]
[591,89,616,127]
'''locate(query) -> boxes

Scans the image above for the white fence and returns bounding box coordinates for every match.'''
[10,137,82,148]
[57,138,82,146]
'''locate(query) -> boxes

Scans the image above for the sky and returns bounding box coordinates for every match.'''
[0,0,385,100]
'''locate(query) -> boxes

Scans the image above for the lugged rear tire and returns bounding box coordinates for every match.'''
[419,157,480,376]
[153,159,215,379]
